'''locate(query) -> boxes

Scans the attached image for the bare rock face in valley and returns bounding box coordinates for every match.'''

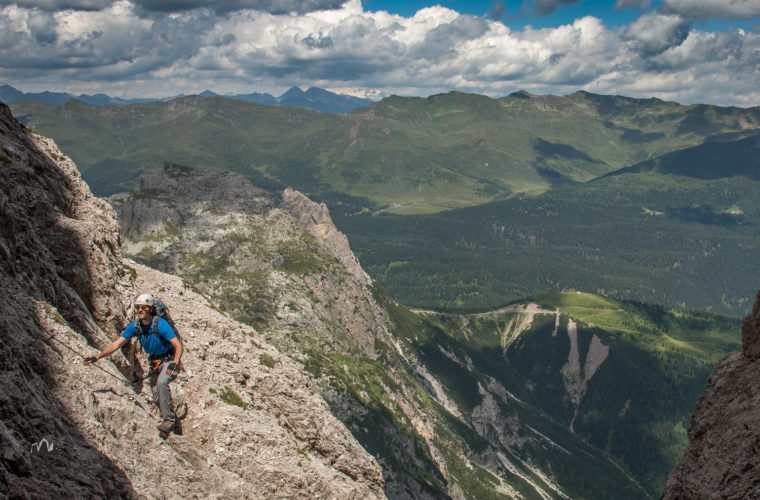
[662,290,760,499]
[0,102,385,499]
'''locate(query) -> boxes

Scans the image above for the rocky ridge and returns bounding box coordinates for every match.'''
[280,187,370,283]
[662,290,760,498]
[110,165,386,359]
[0,102,384,499]
[109,164,454,496]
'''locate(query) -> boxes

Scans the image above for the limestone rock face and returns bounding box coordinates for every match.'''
[280,187,384,357]
[111,261,387,499]
[0,103,384,499]
[0,97,134,500]
[110,162,275,241]
[662,291,760,499]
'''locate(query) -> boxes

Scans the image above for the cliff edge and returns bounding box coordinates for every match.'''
[662,290,760,498]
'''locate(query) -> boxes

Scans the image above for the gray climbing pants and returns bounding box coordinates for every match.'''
[150,361,176,422]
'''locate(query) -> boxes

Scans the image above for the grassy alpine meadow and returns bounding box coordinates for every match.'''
[11,90,760,207]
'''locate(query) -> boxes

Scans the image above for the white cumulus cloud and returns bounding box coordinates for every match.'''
[624,12,692,55]
[0,0,758,106]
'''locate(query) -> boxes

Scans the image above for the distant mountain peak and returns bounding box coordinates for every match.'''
[0,83,372,113]
[507,90,534,99]
[276,85,372,112]
[281,86,305,96]
[304,87,331,96]
[0,84,24,102]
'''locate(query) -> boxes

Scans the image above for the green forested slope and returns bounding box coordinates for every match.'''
[11,91,760,212]
[333,134,760,315]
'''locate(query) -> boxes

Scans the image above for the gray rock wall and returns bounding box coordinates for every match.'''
[0,102,136,498]
[662,290,760,498]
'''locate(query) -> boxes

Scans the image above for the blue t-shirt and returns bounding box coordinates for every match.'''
[122,317,176,356]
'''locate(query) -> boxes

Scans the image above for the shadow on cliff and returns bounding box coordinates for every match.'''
[0,103,136,498]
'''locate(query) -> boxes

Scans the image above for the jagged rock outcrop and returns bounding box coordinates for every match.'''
[110,167,387,358]
[281,187,370,283]
[662,291,760,499]
[280,187,383,357]
[112,162,275,240]
[0,102,385,499]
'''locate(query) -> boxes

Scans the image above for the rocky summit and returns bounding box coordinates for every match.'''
[0,102,384,498]
[662,290,760,498]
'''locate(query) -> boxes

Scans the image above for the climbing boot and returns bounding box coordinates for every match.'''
[157,419,174,439]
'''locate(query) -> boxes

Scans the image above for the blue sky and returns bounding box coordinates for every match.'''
[367,0,637,27]
[366,0,758,31]
[1,0,759,106]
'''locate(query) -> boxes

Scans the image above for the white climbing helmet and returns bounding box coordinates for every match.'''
[135,293,155,307]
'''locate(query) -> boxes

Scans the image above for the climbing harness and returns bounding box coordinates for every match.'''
[151,358,163,374]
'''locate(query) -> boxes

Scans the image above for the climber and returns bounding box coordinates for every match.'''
[84,293,183,438]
